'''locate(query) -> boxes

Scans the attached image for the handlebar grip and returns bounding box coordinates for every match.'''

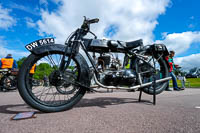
[88,18,99,24]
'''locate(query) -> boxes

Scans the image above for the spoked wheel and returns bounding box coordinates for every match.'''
[18,51,87,112]
[1,75,17,91]
[137,54,169,95]
[54,69,78,94]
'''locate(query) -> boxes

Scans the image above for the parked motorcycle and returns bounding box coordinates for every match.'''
[18,17,171,112]
[0,69,17,91]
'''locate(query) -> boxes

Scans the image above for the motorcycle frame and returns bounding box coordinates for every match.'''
[58,18,171,90]
[63,38,171,90]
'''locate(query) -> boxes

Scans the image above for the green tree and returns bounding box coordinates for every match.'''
[33,63,53,80]
[17,58,54,80]
[17,57,27,69]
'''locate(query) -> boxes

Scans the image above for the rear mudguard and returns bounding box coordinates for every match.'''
[145,44,170,69]
[153,53,170,69]
[30,44,91,90]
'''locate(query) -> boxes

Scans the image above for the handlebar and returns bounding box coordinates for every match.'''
[82,16,99,25]
[65,17,98,54]
[79,16,99,37]
[66,16,99,43]
[87,18,99,24]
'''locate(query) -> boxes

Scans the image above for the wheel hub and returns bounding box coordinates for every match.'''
[49,70,64,86]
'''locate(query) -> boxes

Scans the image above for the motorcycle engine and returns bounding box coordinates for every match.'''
[96,53,137,86]
[102,69,137,86]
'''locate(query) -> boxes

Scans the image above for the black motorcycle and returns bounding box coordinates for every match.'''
[0,69,17,91]
[18,17,171,112]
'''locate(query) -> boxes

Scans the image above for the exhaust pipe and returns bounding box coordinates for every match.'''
[92,74,171,90]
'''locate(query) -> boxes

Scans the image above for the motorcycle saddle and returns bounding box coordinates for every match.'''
[125,39,143,49]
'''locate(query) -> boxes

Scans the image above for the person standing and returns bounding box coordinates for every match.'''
[166,51,184,91]
[43,75,48,87]
[0,54,18,91]
[0,54,18,69]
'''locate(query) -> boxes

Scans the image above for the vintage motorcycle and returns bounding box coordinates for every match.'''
[0,69,18,91]
[18,17,171,112]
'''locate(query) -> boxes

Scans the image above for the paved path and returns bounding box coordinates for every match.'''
[0,88,200,133]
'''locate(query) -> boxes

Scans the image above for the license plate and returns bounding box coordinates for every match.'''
[25,38,55,51]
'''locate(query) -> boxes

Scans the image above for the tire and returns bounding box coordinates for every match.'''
[1,75,17,91]
[17,51,89,112]
[136,54,169,95]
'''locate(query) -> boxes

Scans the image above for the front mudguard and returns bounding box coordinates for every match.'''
[29,44,91,90]
[29,44,66,55]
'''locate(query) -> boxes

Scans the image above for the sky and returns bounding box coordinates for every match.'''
[0,0,200,71]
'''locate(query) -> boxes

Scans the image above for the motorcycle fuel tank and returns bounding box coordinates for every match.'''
[86,39,124,53]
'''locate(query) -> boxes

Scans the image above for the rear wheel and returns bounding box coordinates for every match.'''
[18,51,87,112]
[136,54,169,95]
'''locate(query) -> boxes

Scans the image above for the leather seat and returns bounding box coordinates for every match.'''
[125,39,143,49]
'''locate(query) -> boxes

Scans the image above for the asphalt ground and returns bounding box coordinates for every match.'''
[0,88,200,133]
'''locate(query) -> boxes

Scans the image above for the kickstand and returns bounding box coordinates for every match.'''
[152,75,156,105]
[138,88,143,102]
[138,75,157,105]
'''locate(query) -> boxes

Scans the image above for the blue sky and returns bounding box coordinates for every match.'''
[155,0,200,36]
[154,0,200,57]
[0,0,200,70]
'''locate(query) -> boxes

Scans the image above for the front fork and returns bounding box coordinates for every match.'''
[59,40,81,72]
[59,29,83,72]
[59,47,71,72]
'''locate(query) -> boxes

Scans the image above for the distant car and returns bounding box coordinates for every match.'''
[186,67,200,78]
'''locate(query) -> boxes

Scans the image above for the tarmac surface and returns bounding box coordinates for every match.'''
[0,88,200,133]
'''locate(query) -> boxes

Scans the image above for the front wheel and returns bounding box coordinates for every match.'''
[17,51,88,112]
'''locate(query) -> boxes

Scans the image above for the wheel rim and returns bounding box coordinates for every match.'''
[25,52,82,107]
[138,55,168,90]
[3,76,17,90]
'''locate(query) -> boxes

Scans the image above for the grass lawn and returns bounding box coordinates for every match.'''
[169,78,200,88]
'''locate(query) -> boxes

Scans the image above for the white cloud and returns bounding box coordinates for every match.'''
[174,54,200,70]
[33,0,200,71]
[0,4,16,29]
[0,36,7,57]
[9,3,39,16]
[39,0,48,9]
[36,0,170,44]
[39,0,48,6]
[0,36,29,59]
[25,17,36,28]
[156,31,200,55]
[155,31,200,71]
[0,45,29,58]
[24,0,200,71]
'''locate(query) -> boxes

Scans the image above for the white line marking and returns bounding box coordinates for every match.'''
[195,106,200,109]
